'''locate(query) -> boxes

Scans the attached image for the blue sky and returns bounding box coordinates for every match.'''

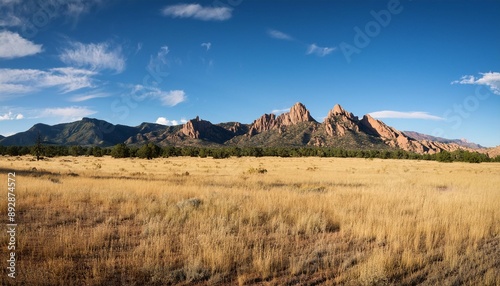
[0,0,499,147]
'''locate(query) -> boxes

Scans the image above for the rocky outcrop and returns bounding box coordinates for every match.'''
[248,102,316,136]
[358,114,470,154]
[180,116,237,144]
[484,145,500,158]
[360,114,399,139]
[181,116,207,139]
[279,102,315,125]
[323,104,359,136]
[403,131,484,149]
[359,114,428,153]
[248,114,279,135]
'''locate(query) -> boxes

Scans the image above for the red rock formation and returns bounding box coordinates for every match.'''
[248,102,316,135]
[323,104,359,136]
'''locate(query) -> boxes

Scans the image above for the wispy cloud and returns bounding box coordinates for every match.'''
[159,90,186,106]
[60,41,126,73]
[0,31,42,59]
[135,42,143,54]
[0,111,24,121]
[0,67,97,98]
[452,72,500,95]
[201,42,211,51]
[369,110,444,120]
[0,14,22,27]
[131,85,187,107]
[38,106,97,121]
[0,0,104,28]
[68,91,110,102]
[267,29,293,41]
[306,43,336,57]
[162,4,232,21]
[147,46,170,84]
[271,108,290,114]
[0,0,26,28]
[155,117,187,126]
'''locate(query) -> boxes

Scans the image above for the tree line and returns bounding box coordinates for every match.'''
[0,142,498,163]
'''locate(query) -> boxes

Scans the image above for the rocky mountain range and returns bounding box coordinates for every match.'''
[0,102,495,155]
[402,131,484,149]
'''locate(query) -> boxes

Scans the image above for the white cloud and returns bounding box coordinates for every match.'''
[146,46,172,85]
[0,14,22,27]
[306,43,336,57]
[38,106,97,121]
[162,4,232,21]
[60,41,126,73]
[0,111,24,121]
[0,67,96,97]
[201,42,211,51]
[148,46,170,69]
[69,91,110,102]
[369,110,444,120]
[452,72,500,95]
[267,29,293,41]
[0,0,104,28]
[156,117,184,126]
[130,85,187,107]
[41,67,96,92]
[159,90,187,106]
[0,31,42,59]
[271,108,290,114]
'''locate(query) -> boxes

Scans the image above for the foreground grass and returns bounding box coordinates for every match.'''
[0,156,499,285]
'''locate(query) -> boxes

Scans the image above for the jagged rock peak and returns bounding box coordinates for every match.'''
[248,113,278,135]
[327,104,356,120]
[280,102,316,125]
[181,116,212,139]
[247,102,316,136]
[324,104,359,136]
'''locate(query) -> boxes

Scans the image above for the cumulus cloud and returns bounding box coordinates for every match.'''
[155,117,185,126]
[452,72,500,95]
[60,41,126,73]
[162,4,232,21]
[0,67,96,97]
[0,111,24,121]
[306,43,336,57]
[369,110,444,120]
[267,29,293,41]
[0,31,42,59]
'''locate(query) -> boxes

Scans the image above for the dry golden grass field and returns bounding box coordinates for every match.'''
[1,155,499,285]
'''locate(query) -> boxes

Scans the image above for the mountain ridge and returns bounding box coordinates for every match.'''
[0,102,492,154]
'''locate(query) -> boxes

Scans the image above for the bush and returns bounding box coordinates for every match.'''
[246,167,268,174]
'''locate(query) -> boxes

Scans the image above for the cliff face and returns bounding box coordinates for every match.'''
[323,104,359,136]
[359,114,471,154]
[179,116,243,144]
